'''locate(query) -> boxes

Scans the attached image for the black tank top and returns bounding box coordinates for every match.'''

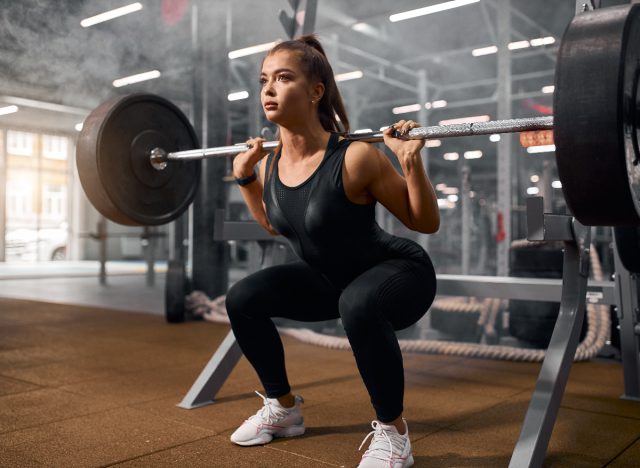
[263,133,430,289]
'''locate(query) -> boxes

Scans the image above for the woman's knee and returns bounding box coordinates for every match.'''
[225,277,265,320]
[338,286,377,332]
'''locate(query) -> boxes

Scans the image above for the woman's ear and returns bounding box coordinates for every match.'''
[311,82,325,103]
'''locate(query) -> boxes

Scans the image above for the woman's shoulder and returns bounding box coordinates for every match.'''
[342,140,382,180]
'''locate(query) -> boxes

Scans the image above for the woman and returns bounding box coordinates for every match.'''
[226,34,439,468]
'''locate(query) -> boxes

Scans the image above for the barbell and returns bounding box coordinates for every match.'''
[76,4,640,228]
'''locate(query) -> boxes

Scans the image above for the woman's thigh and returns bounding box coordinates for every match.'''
[340,258,436,331]
[226,261,341,322]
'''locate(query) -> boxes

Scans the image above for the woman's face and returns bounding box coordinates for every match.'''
[260,50,322,126]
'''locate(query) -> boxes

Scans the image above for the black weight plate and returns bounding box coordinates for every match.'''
[165,259,187,323]
[76,94,200,226]
[554,4,640,227]
[614,226,640,272]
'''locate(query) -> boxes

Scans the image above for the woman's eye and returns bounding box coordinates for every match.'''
[278,74,290,81]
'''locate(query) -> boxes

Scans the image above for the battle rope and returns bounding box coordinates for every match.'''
[185,244,609,362]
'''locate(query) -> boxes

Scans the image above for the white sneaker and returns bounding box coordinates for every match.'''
[357,419,414,467]
[230,391,305,446]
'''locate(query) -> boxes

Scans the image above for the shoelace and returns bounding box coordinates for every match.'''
[246,390,290,429]
[358,421,407,466]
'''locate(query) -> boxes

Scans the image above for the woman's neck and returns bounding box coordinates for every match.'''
[279,122,330,162]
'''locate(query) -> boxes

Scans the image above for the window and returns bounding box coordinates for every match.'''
[42,134,68,160]
[7,182,33,217]
[42,185,66,219]
[7,131,34,156]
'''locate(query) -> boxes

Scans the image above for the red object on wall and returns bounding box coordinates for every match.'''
[162,0,189,26]
[496,211,506,242]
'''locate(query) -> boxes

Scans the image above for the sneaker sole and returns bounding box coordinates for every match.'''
[231,425,305,447]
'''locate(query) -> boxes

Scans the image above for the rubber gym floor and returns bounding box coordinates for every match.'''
[1,269,639,467]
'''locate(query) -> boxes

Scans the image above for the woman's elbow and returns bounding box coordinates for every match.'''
[414,215,440,234]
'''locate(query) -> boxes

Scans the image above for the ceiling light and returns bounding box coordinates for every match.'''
[443,152,459,161]
[530,36,556,47]
[508,40,530,50]
[426,140,441,148]
[439,115,490,125]
[437,198,456,209]
[0,105,19,116]
[228,40,280,59]
[353,128,373,134]
[228,91,249,101]
[81,3,143,28]
[431,100,447,108]
[552,180,562,188]
[390,0,480,22]
[352,22,369,32]
[112,70,161,87]
[441,187,459,195]
[472,45,498,57]
[527,144,556,154]
[447,194,459,202]
[527,187,540,195]
[489,134,501,142]
[392,103,421,114]
[335,70,363,82]
[530,174,540,183]
[435,183,448,191]
[464,150,483,159]
[75,122,83,132]
[542,85,555,94]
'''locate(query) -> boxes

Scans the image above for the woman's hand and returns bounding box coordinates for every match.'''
[382,120,425,162]
[233,137,270,178]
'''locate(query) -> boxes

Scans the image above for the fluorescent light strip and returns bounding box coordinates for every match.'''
[81,2,143,28]
[426,140,441,148]
[464,150,483,159]
[113,70,161,88]
[447,194,459,202]
[508,40,530,50]
[75,122,84,132]
[228,41,280,59]
[489,134,501,142]
[472,45,498,56]
[392,103,421,114]
[441,187,459,195]
[439,115,490,125]
[443,152,459,161]
[473,36,556,57]
[1,96,88,114]
[542,85,555,94]
[552,180,562,188]
[437,198,456,209]
[527,144,556,154]
[527,187,540,195]
[353,128,373,134]
[335,70,363,82]
[390,0,479,22]
[352,22,369,32]
[431,99,447,108]
[0,105,19,116]
[228,91,249,101]
[530,36,556,46]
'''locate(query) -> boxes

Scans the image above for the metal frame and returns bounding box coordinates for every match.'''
[509,198,591,467]
[612,235,640,400]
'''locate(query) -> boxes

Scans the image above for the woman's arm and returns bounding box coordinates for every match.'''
[344,122,440,234]
[233,138,279,235]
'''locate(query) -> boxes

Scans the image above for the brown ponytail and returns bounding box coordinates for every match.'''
[267,34,350,134]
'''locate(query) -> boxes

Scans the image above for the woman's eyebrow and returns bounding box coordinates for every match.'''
[260,68,296,76]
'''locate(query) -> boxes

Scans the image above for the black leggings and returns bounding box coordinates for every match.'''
[225,258,436,423]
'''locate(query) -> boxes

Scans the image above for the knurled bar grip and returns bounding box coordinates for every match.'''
[162,116,554,162]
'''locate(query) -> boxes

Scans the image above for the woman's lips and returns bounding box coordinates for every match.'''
[264,102,277,110]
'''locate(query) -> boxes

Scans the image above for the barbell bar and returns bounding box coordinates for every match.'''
[148,116,555,170]
[76,4,640,228]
